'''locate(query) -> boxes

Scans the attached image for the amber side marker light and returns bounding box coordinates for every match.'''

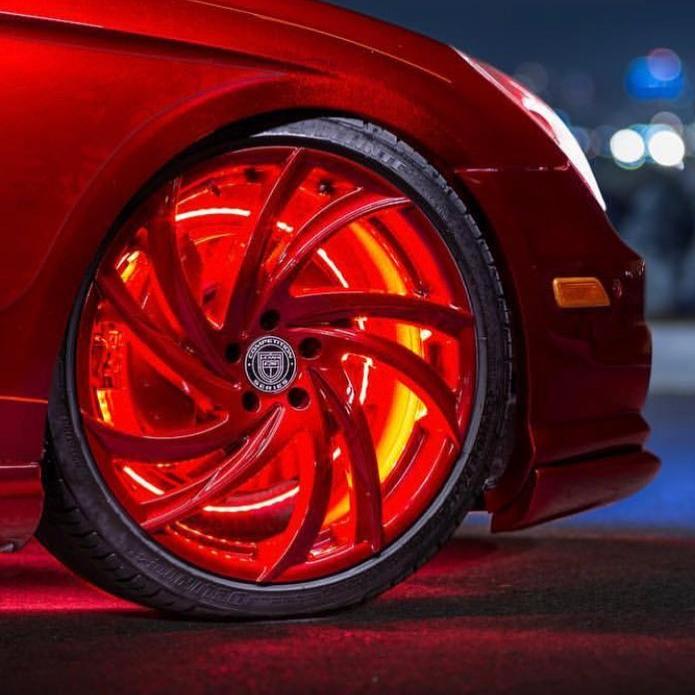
[553,277,611,309]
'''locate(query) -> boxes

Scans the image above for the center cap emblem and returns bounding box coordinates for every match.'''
[245,336,297,393]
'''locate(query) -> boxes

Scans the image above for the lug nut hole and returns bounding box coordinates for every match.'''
[225,343,241,363]
[260,310,281,331]
[318,179,335,196]
[242,392,261,412]
[288,388,310,410]
[299,338,322,359]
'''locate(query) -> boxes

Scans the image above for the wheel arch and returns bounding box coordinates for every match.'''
[0,65,526,479]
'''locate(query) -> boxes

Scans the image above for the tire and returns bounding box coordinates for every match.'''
[38,117,513,618]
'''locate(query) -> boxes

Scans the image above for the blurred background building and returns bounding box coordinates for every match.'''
[334,0,695,319]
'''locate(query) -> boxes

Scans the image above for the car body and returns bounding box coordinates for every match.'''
[0,0,658,564]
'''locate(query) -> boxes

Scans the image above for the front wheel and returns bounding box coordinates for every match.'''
[39,118,513,618]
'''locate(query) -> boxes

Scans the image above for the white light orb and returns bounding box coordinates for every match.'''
[647,128,686,167]
[610,129,646,166]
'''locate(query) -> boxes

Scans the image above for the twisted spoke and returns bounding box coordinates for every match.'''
[84,411,241,463]
[302,327,462,445]
[223,148,309,333]
[146,180,229,375]
[286,291,472,336]
[140,406,286,531]
[311,368,383,552]
[267,191,410,298]
[96,267,237,406]
[258,431,334,582]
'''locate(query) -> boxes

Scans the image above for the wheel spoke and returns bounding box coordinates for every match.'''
[257,432,334,582]
[96,267,237,406]
[302,327,462,445]
[266,191,410,298]
[311,368,383,552]
[223,148,309,333]
[286,291,472,336]
[146,180,229,375]
[84,411,242,463]
[140,406,286,530]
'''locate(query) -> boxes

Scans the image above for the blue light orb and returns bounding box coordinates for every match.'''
[626,49,684,101]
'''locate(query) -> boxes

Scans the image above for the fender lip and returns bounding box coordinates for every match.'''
[0,462,43,551]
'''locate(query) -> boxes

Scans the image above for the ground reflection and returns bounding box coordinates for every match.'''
[2,533,694,693]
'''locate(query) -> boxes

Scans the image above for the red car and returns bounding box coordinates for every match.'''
[0,0,658,618]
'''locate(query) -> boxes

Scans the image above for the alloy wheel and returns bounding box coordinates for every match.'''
[76,145,477,584]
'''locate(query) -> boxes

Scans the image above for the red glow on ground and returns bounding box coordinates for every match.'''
[2,531,694,693]
[0,542,138,614]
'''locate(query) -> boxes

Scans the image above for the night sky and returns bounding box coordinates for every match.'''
[330,0,695,124]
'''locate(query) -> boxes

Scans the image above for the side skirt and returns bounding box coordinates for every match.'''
[0,462,43,552]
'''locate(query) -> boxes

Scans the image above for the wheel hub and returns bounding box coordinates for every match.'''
[244,335,298,393]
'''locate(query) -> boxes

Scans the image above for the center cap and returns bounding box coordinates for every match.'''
[245,336,298,393]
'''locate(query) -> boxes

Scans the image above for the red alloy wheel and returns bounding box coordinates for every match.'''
[76,145,477,584]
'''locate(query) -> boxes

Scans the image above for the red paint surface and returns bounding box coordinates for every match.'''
[0,1,655,546]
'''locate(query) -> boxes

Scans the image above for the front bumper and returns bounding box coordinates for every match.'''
[456,165,658,530]
[491,449,660,532]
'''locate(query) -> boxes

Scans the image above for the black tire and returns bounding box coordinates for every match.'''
[38,117,513,619]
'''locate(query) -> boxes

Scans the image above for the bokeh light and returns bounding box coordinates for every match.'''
[626,49,685,101]
[610,128,646,168]
[651,111,684,133]
[647,127,686,167]
[513,61,549,94]
[647,48,682,82]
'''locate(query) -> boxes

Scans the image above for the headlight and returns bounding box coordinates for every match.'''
[453,48,606,210]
